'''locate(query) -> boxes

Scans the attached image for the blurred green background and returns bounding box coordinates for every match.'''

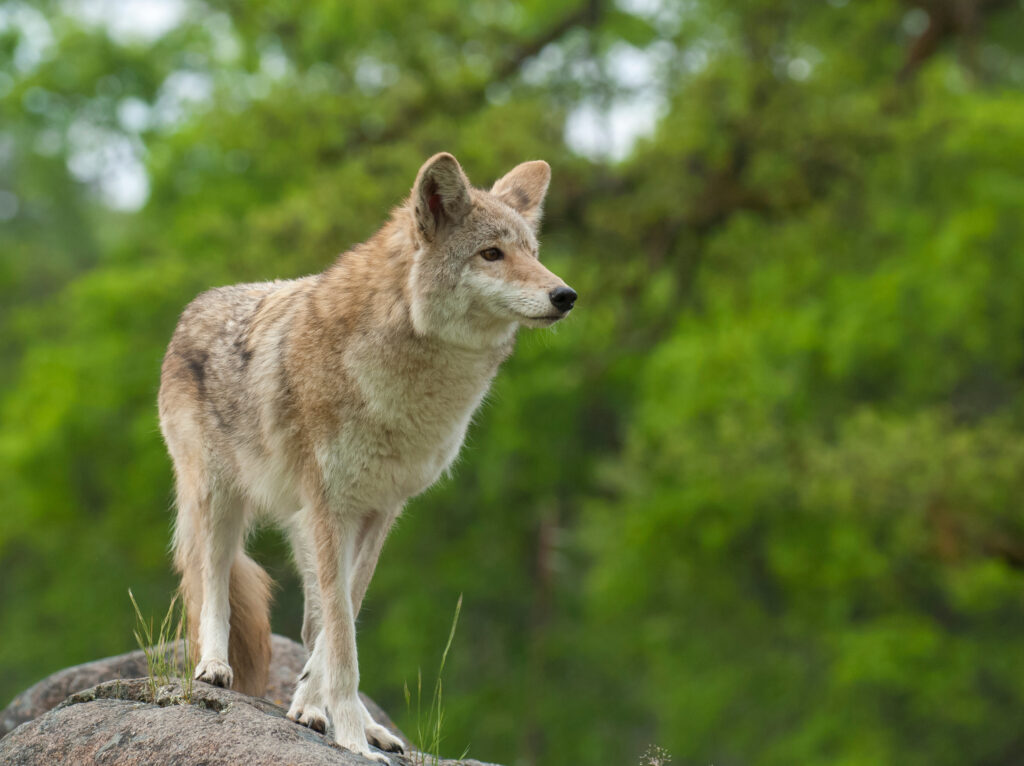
[3,0,1024,764]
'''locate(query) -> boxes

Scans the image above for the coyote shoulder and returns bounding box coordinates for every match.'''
[158,153,576,761]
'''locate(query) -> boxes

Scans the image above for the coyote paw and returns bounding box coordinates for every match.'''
[366,721,404,753]
[360,698,404,753]
[195,658,233,688]
[288,671,329,734]
[335,734,390,764]
[333,697,391,764]
[287,702,328,734]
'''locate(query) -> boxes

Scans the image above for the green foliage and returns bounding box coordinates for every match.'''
[2,1,1024,764]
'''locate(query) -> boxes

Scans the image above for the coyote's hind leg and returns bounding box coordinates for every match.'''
[189,486,248,689]
[287,508,323,653]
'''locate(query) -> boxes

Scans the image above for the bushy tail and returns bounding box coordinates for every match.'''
[177,544,273,697]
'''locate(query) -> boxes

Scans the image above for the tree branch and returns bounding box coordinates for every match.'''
[897,0,1015,82]
[319,0,605,160]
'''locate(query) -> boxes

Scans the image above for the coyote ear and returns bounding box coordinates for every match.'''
[413,153,472,242]
[490,160,551,230]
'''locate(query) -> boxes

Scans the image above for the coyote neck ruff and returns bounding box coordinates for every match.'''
[158,152,576,762]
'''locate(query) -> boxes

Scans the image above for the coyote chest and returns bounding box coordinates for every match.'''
[319,338,505,507]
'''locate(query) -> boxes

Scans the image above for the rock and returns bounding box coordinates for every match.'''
[0,635,497,766]
[1,635,400,742]
[0,678,492,765]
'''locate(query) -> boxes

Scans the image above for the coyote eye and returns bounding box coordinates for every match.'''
[480,247,504,262]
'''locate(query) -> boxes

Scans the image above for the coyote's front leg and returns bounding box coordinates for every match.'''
[350,510,406,754]
[289,507,405,755]
[286,499,388,764]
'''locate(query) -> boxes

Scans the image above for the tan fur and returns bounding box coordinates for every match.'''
[178,550,271,696]
[158,153,575,762]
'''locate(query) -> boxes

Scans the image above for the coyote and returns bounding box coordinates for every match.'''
[158,153,576,761]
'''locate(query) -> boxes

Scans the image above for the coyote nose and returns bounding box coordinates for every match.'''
[549,286,577,313]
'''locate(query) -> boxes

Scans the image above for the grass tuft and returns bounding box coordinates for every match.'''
[404,594,469,765]
[127,588,195,702]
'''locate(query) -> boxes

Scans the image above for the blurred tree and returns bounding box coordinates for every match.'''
[1,0,1024,764]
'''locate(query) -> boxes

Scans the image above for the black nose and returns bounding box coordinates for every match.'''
[549,286,578,313]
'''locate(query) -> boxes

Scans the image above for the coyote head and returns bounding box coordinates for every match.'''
[407,152,576,348]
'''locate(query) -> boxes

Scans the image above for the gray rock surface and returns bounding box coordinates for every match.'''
[0,635,497,766]
[1,634,401,742]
